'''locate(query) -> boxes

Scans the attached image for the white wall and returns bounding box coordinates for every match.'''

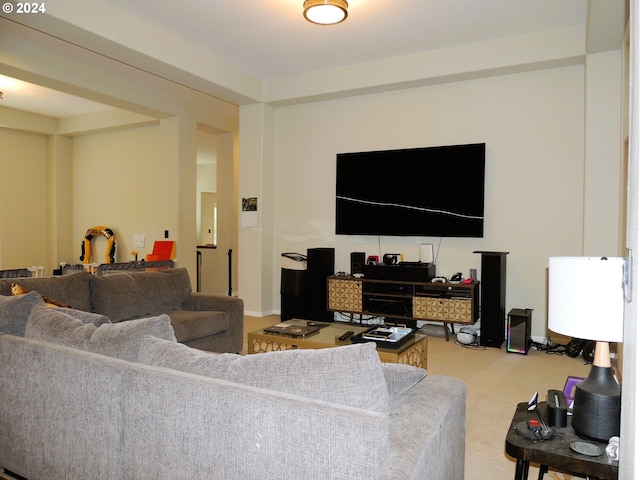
[584,50,624,256]
[238,103,276,315]
[620,2,639,475]
[241,65,606,339]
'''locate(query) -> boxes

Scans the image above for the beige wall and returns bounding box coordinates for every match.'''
[0,111,238,288]
[71,121,180,265]
[0,119,185,272]
[0,128,49,269]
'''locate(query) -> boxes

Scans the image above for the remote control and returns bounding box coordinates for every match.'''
[338,331,354,341]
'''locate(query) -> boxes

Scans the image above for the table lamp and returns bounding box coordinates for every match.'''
[548,256,625,442]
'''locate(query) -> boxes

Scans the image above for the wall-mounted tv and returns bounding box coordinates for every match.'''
[335,143,486,237]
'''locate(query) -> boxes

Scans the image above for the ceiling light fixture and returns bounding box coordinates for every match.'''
[303,0,348,25]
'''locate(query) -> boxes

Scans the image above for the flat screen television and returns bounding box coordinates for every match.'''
[335,143,486,237]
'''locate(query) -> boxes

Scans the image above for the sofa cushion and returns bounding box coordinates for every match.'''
[0,291,45,336]
[0,271,93,311]
[139,335,237,376]
[25,305,176,362]
[90,268,192,322]
[382,363,427,399]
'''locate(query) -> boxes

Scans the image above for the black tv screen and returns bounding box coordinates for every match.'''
[335,143,486,237]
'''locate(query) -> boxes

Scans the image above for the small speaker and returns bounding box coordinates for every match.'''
[419,244,434,263]
[507,308,532,354]
[350,252,366,275]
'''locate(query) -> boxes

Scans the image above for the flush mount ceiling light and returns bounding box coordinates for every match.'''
[303,0,348,25]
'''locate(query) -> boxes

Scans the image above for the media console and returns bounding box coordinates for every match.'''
[327,274,480,341]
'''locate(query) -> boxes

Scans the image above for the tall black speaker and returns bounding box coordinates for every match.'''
[280,269,306,321]
[474,251,509,348]
[305,247,335,321]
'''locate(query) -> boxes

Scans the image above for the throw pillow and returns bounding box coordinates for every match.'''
[139,335,238,377]
[0,291,45,336]
[226,343,390,414]
[382,363,427,400]
[89,315,177,362]
[141,337,390,414]
[25,305,177,362]
[60,308,111,327]
[25,303,96,346]
[11,282,71,308]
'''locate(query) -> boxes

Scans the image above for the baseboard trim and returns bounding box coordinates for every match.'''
[245,309,278,317]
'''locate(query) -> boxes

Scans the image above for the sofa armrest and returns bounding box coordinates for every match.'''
[382,375,466,480]
[181,293,244,352]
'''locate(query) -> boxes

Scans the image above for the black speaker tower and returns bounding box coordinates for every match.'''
[305,248,335,321]
[474,251,509,348]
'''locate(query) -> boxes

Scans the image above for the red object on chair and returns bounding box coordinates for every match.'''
[146,241,176,261]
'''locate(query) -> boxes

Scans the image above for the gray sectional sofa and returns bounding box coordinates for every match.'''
[0,267,243,353]
[0,291,466,480]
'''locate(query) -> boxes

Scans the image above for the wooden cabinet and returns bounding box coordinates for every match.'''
[327,277,362,312]
[327,276,479,331]
[412,282,479,325]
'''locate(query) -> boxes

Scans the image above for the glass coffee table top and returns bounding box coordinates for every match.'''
[251,318,424,350]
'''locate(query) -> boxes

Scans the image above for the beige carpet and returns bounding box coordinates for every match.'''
[243,316,592,480]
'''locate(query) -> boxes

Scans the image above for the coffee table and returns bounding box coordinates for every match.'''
[247,319,427,369]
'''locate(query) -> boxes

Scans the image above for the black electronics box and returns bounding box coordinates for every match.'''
[362,263,436,282]
[351,326,415,349]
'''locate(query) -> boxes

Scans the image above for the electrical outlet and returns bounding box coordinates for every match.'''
[133,234,145,248]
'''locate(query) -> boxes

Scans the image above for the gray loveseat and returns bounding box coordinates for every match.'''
[0,296,466,480]
[0,267,243,353]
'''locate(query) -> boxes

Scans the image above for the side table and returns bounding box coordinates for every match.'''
[505,402,618,480]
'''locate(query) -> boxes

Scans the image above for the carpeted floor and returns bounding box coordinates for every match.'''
[244,316,593,480]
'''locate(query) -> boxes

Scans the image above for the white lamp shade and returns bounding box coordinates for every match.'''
[548,257,624,342]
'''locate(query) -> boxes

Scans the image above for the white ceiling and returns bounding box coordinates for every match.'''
[0,0,626,118]
[0,75,113,118]
[99,0,588,80]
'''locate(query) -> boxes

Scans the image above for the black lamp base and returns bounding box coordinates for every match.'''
[572,365,621,442]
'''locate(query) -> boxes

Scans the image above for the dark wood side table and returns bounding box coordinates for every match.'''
[505,402,618,480]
